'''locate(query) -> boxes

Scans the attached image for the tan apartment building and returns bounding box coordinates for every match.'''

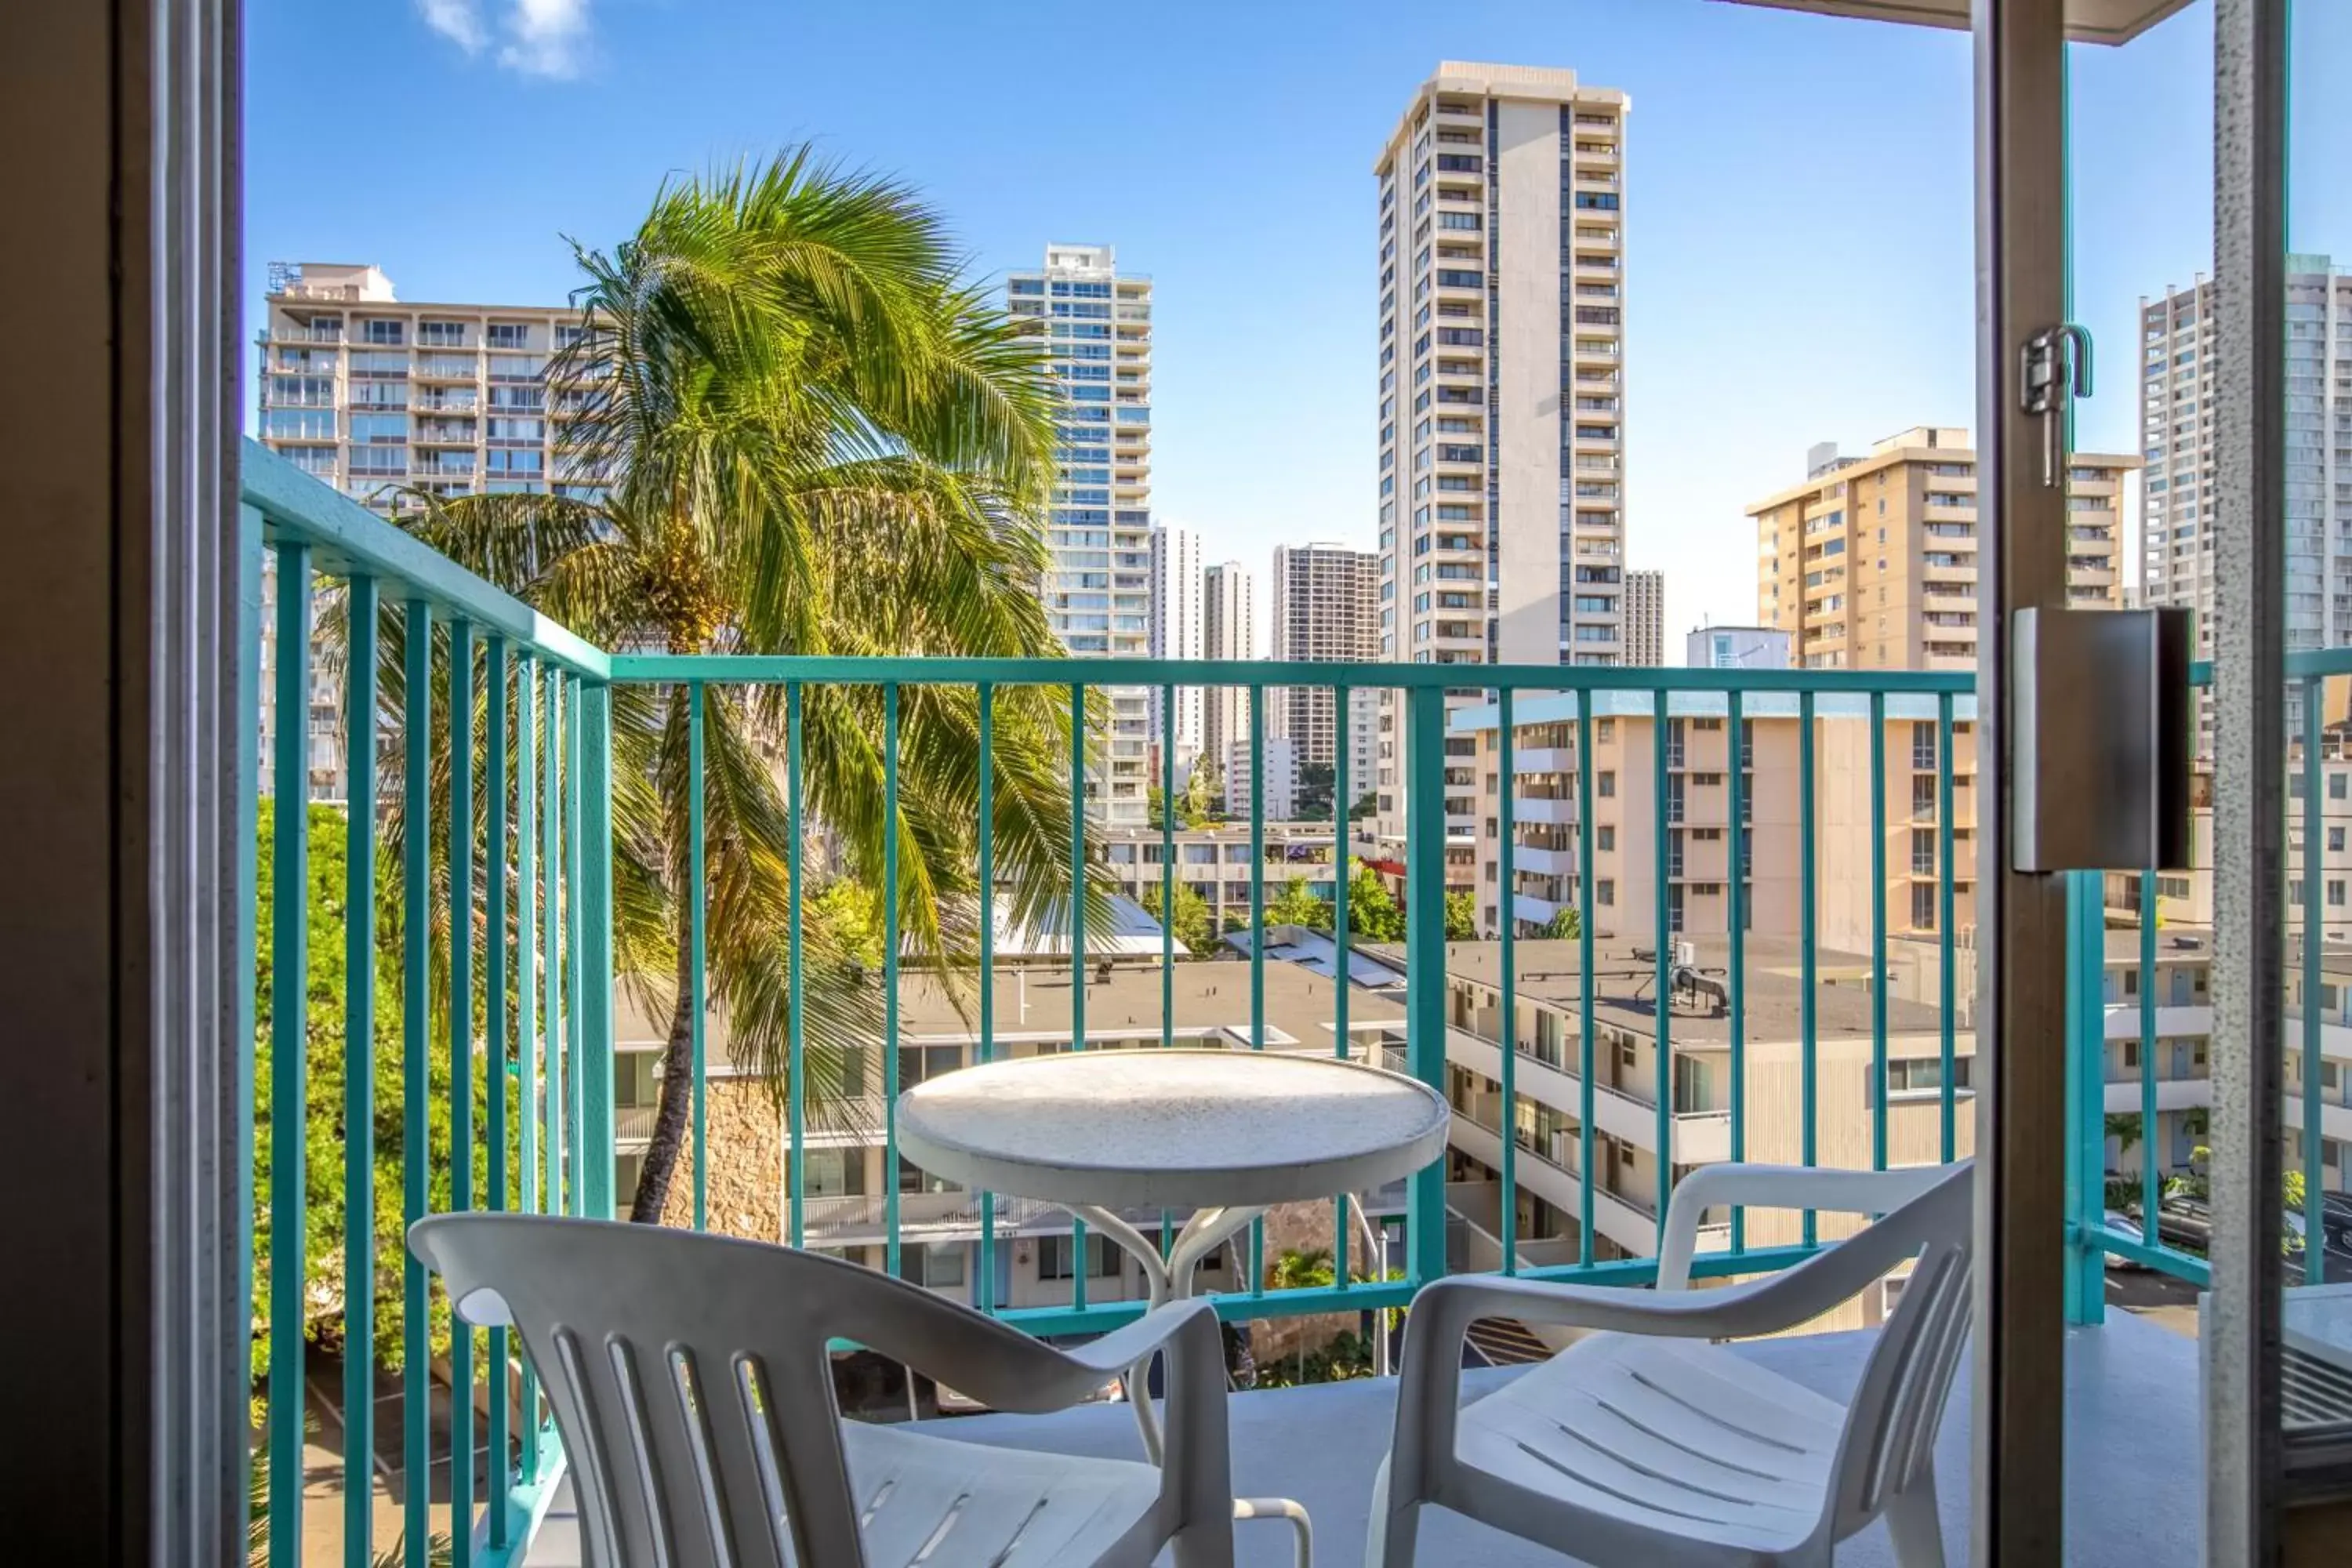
[1366,934,1977,1330]
[1372,63,1632,864]
[256,261,598,797]
[1270,543,1381,790]
[1456,692,1981,954]
[1748,426,2135,670]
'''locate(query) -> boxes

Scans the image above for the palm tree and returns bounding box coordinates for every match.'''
[394,150,1105,1223]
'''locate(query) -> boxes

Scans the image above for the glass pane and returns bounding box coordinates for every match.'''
[2281,0,2352,1450]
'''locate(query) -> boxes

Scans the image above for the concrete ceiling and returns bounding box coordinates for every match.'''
[1715,0,2197,48]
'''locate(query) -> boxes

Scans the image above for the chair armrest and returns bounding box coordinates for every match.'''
[1657,1161,1966,1289]
[1055,1299,1225,1382]
[910,1298,1226,1417]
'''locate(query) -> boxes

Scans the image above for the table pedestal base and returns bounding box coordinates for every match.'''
[1069,1198,1386,1568]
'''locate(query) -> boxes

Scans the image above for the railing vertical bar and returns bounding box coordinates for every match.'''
[266,543,311,1568]
[978,683,996,1311]
[786,681,806,1250]
[1575,693,1596,1266]
[541,666,564,1221]
[1938,693,1957,1163]
[341,573,379,1568]
[1870,689,1888,1172]
[2140,869,2160,1242]
[579,681,613,1221]
[1332,681,1352,1287]
[238,510,263,1568]
[395,601,433,1568]
[446,619,477,1566]
[1652,690,1671,1243]
[688,682,707,1232]
[2065,872,2111,1324]
[482,637,510,1546]
[1403,686,1449,1287]
[1497,688,1518,1275]
[2303,676,2325,1283]
[566,677,586,1216]
[513,654,539,1472]
[1250,684,1266,1047]
[1799,688,1817,1247]
[1161,683,1176,1265]
[1247,683,1265,1298]
[1160,684,1176,1050]
[1727,689,1746,1256]
[1069,682,1090,1311]
[884,684,903,1281]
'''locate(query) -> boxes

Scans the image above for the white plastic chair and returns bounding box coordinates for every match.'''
[1367,1161,1975,1568]
[411,1213,1237,1567]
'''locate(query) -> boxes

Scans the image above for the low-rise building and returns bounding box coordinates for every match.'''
[1101,821,1339,936]
[615,956,1407,1313]
[1454,691,1982,953]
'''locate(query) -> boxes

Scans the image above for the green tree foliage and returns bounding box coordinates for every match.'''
[1541,907,1583,942]
[1295,761,1336,818]
[1342,861,1407,943]
[1160,879,1215,955]
[1264,878,1333,932]
[383,148,1108,1221]
[252,798,492,1378]
[1444,890,1479,941]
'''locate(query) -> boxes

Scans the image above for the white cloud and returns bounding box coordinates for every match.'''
[498,0,592,79]
[416,0,590,78]
[416,0,488,54]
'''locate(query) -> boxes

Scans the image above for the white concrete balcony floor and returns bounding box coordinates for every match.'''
[525,1308,2199,1567]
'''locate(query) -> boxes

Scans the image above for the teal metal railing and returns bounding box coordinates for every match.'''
[243,443,610,1568]
[242,443,2306,1563]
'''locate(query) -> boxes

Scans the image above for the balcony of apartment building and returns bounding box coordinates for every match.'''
[203,442,2350,1566]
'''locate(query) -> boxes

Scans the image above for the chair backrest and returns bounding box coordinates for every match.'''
[1818,1162,1976,1539]
[411,1211,1079,1568]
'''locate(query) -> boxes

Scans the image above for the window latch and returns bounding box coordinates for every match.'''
[2021,324,2095,488]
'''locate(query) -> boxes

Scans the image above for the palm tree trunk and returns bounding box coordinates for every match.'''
[629,906,699,1223]
[630,681,700,1224]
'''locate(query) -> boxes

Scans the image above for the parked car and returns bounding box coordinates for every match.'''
[2323,1190,2352,1253]
[2100,1210,2148,1271]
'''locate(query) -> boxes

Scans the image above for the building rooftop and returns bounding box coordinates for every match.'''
[1363,935,1951,1046]
[616,954,1405,1072]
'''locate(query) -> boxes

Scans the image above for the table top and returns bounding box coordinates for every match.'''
[2284,1279,2352,1370]
[895,1048,1451,1211]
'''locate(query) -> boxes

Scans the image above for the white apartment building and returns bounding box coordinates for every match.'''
[1006,244,1155,827]
[2140,257,2352,751]
[1625,568,1665,666]
[1270,543,1381,785]
[1373,63,1632,867]
[255,261,597,798]
[1229,735,1301,822]
[1201,561,1257,803]
[1150,521,1204,770]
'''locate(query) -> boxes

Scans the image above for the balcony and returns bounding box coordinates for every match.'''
[234,445,2324,1568]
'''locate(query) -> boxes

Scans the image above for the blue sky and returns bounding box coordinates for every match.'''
[246,0,2350,651]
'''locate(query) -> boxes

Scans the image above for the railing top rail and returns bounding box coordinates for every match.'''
[241,439,612,680]
[608,652,1980,694]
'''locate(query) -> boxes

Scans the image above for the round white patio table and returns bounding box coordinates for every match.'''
[898,1047,1450,1566]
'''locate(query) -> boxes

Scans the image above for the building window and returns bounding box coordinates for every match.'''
[898,1243,967,1290]
[1598,771,1615,799]
[1039,1235,1121,1281]
[1596,879,1614,907]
